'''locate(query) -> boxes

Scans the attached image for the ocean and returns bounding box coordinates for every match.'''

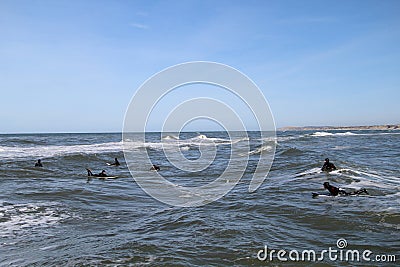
[0,131,399,266]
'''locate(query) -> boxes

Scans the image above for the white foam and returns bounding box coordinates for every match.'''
[261,136,279,142]
[295,167,399,191]
[275,135,303,142]
[162,135,179,140]
[325,168,400,190]
[346,180,394,190]
[336,169,400,185]
[335,168,380,179]
[0,133,252,159]
[231,137,250,144]
[0,141,123,159]
[311,131,357,137]
[311,131,400,137]
[312,132,334,137]
[179,145,190,151]
[247,145,273,155]
[197,134,207,139]
[189,134,232,144]
[295,167,322,177]
[0,202,70,237]
[0,135,240,159]
[161,135,242,151]
[337,131,357,136]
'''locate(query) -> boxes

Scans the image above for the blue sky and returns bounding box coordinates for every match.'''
[0,0,399,133]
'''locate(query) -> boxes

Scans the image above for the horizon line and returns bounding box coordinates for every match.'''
[1,123,399,135]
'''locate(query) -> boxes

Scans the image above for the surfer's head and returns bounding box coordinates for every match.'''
[325,158,329,162]
[323,182,330,188]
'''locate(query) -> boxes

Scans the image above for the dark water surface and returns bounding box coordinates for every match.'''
[0,131,399,266]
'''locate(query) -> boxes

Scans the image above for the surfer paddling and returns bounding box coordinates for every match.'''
[86,168,107,177]
[312,182,369,198]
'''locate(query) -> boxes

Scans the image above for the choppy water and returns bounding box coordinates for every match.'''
[0,131,399,266]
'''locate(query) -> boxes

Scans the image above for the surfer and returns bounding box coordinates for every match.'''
[110,158,120,166]
[86,168,107,177]
[35,159,43,167]
[323,182,346,196]
[321,158,337,172]
[150,164,160,171]
[323,182,368,196]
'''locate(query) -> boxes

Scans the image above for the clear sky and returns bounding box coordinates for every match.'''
[1,0,399,133]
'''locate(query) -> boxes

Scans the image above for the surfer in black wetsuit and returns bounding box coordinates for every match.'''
[110,158,120,166]
[323,182,346,196]
[86,168,107,177]
[323,182,368,196]
[35,159,43,167]
[321,158,337,172]
[150,164,160,171]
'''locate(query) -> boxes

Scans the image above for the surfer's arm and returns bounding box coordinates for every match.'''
[321,163,328,171]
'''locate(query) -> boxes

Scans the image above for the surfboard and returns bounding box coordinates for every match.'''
[87,176,118,180]
[312,192,370,198]
[106,163,120,166]
[312,193,331,198]
[98,176,118,180]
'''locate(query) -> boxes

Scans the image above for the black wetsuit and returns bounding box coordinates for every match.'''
[325,184,347,196]
[322,162,336,172]
[151,165,160,171]
[87,169,107,177]
[35,161,43,167]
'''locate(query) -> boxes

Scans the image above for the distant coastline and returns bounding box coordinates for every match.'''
[279,124,400,131]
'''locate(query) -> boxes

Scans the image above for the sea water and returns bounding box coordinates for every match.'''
[0,131,399,266]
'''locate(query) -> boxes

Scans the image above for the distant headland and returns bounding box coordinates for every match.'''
[278,124,400,131]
